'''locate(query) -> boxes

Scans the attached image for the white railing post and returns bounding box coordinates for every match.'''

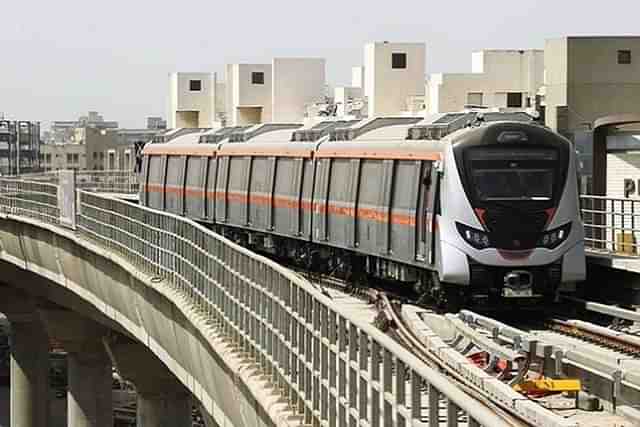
[57,169,76,229]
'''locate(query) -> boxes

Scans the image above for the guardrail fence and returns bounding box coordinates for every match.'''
[0,172,513,427]
[581,195,640,256]
[8,170,139,194]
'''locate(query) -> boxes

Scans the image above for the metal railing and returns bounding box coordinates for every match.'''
[0,178,60,225]
[0,174,511,427]
[75,170,138,194]
[8,170,139,194]
[581,195,640,256]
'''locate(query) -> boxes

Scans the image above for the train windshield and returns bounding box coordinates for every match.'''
[469,147,557,201]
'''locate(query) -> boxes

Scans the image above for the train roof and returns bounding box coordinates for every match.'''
[216,141,316,158]
[142,111,542,158]
[315,140,444,160]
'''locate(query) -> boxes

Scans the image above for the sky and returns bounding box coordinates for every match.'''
[2,0,640,129]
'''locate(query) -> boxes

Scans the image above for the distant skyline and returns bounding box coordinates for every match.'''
[2,0,640,129]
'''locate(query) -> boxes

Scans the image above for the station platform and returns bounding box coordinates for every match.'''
[585,249,640,305]
[586,249,640,274]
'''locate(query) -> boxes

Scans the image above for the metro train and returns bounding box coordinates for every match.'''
[139,115,586,309]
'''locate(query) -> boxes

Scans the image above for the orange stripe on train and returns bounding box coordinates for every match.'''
[143,186,415,226]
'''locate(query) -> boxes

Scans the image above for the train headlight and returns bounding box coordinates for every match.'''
[456,223,491,250]
[538,222,572,249]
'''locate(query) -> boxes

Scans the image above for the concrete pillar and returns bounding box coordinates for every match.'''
[39,308,113,427]
[9,318,50,427]
[137,393,191,427]
[0,286,50,427]
[104,335,192,427]
[67,351,112,427]
[200,409,221,427]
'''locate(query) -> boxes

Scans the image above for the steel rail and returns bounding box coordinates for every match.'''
[377,293,536,427]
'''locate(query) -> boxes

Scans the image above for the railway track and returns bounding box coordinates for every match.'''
[374,291,536,427]
[456,306,640,426]
[293,265,640,425]
[547,318,640,356]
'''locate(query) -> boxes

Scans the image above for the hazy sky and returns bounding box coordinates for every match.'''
[2,0,639,129]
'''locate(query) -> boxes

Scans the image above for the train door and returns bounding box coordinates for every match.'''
[417,161,438,265]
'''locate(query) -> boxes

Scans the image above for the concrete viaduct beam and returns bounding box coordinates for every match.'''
[39,308,113,427]
[0,286,50,427]
[104,335,192,427]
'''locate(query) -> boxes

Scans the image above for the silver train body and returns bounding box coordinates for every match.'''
[140,118,586,306]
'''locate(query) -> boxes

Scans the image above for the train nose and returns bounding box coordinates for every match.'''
[503,270,533,297]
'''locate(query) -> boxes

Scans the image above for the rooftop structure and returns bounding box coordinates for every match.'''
[226,64,273,125]
[544,36,640,136]
[168,72,223,129]
[0,120,41,175]
[427,49,544,114]
[48,111,119,144]
[364,42,426,117]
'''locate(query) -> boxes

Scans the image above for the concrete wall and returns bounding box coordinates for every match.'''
[334,86,364,117]
[226,64,273,125]
[545,37,640,133]
[428,49,544,114]
[168,72,217,129]
[40,144,86,171]
[272,58,325,122]
[606,151,640,198]
[364,42,426,117]
[0,217,294,427]
[352,66,365,89]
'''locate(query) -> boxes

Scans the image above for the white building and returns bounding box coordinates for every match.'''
[364,42,426,117]
[223,58,325,126]
[544,36,640,134]
[427,49,544,114]
[272,58,325,122]
[168,72,224,128]
[352,66,365,89]
[333,66,367,118]
[226,64,273,125]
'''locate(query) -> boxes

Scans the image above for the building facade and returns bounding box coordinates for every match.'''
[428,49,544,114]
[41,127,144,172]
[47,111,119,144]
[226,64,273,125]
[168,72,223,128]
[272,58,326,122]
[545,36,640,136]
[364,42,426,117]
[0,120,41,175]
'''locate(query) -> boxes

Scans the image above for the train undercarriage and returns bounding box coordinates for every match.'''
[209,224,560,312]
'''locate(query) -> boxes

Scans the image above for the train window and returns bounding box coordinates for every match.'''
[506,92,523,108]
[186,157,201,187]
[274,157,296,195]
[166,156,183,213]
[392,53,407,69]
[251,72,265,85]
[468,147,556,201]
[618,50,632,64]
[185,157,203,217]
[359,160,384,205]
[189,80,202,91]
[302,159,314,200]
[147,156,164,209]
[251,157,270,193]
[474,169,553,201]
[228,157,245,191]
[328,159,351,202]
[392,160,420,210]
[206,157,217,218]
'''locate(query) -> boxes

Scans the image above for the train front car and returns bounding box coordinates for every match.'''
[437,122,585,308]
